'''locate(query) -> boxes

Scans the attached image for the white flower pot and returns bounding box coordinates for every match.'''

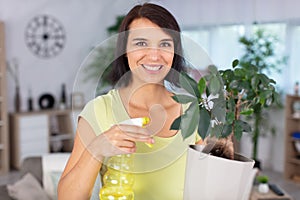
[183,145,256,200]
[258,183,269,194]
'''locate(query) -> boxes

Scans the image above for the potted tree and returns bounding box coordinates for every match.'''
[238,28,287,167]
[170,59,279,199]
[171,59,281,151]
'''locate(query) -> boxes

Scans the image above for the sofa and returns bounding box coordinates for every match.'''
[0,153,100,200]
[0,156,43,200]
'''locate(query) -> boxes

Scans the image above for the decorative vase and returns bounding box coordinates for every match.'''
[258,183,269,194]
[14,86,21,112]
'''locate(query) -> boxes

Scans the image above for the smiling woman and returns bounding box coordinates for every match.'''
[58,3,201,200]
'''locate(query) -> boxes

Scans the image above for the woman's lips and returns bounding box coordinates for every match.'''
[142,64,163,72]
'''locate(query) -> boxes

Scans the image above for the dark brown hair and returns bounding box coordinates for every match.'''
[109,3,186,86]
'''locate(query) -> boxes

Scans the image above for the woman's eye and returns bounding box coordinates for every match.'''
[135,41,147,46]
[160,42,172,48]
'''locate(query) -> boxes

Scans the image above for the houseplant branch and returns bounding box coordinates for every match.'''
[170,59,280,160]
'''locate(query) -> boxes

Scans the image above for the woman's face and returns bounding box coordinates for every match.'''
[126,18,174,84]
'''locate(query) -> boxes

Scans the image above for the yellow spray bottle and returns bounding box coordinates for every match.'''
[99,117,150,200]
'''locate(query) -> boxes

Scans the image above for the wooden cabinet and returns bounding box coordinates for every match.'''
[9,109,74,169]
[0,21,9,174]
[284,95,300,182]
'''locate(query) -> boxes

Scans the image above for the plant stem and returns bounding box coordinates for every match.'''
[252,112,261,160]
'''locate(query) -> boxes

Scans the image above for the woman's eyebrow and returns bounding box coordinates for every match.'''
[161,38,173,42]
[131,38,147,41]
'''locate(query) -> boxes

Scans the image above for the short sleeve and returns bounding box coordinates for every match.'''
[79,97,109,136]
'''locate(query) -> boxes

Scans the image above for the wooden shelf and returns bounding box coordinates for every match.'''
[287,116,300,120]
[284,95,300,182]
[50,133,73,142]
[288,158,300,165]
[0,20,8,174]
[14,109,72,116]
[10,109,74,169]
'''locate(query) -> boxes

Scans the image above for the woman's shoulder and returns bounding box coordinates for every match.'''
[79,89,117,134]
[84,89,117,110]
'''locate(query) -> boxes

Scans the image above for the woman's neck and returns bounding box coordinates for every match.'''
[118,82,181,138]
[120,83,171,109]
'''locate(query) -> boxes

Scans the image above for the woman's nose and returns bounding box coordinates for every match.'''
[147,47,160,60]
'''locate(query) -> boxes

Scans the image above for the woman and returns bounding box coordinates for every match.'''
[58,3,201,199]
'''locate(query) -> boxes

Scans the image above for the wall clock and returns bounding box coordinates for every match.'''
[25,14,66,58]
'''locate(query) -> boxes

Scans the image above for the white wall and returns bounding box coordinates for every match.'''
[3,0,300,112]
[1,0,137,112]
[162,0,300,27]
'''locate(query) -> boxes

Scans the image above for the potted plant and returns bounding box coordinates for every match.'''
[238,28,287,168]
[170,59,279,199]
[171,59,280,152]
[256,175,269,193]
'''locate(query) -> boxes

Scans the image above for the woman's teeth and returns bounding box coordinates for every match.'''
[142,65,162,71]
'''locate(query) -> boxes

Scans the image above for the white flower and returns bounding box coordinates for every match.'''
[200,93,219,111]
[210,118,222,128]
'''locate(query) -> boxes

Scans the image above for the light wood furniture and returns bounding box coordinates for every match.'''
[250,186,292,200]
[284,95,300,183]
[9,109,74,169]
[0,21,9,174]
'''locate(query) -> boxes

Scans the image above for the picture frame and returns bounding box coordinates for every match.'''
[71,92,84,110]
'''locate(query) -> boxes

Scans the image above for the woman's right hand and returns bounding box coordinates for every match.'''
[86,124,154,162]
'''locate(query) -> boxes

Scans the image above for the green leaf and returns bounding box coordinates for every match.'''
[211,98,226,123]
[179,72,200,98]
[198,108,211,140]
[240,120,252,132]
[226,112,235,124]
[229,80,239,89]
[208,75,221,95]
[221,124,232,137]
[233,120,243,141]
[180,102,199,139]
[172,94,196,104]
[198,77,206,95]
[208,65,218,75]
[251,76,259,89]
[234,120,252,140]
[257,74,269,85]
[220,69,234,84]
[240,108,254,115]
[232,59,239,68]
[210,124,224,138]
[234,68,246,77]
[260,90,273,100]
[170,116,181,130]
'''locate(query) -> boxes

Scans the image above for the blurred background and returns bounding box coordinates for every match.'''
[0,0,300,198]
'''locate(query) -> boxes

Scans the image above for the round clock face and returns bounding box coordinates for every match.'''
[25,15,66,58]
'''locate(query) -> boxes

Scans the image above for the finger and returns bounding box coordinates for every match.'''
[122,132,154,142]
[117,140,136,148]
[118,146,137,154]
[115,124,151,136]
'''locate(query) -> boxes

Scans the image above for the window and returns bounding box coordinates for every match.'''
[288,25,300,94]
[183,23,289,93]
